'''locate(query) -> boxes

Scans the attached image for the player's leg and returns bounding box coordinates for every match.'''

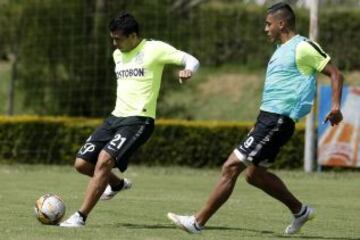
[64,117,154,224]
[167,114,269,233]
[195,152,247,225]
[100,176,132,200]
[245,165,301,213]
[74,158,95,176]
[167,116,265,234]
[60,117,135,228]
[100,118,154,200]
[78,150,115,215]
[168,111,313,234]
[241,111,314,234]
[74,117,133,198]
[74,116,117,179]
[60,150,115,228]
[237,111,301,212]
[244,165,314,234]
[74,157,131,195]
[167,152,247,233]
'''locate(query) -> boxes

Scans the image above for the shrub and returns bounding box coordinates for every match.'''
[0,116,305,169]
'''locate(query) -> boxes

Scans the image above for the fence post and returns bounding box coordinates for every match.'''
[304,0,319,172]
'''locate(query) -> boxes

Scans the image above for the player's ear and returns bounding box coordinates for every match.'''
[129,32,138,40]
[278,19,286,30]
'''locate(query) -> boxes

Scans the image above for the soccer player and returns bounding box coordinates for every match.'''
[60,12,199,227]
[167,2,343,235]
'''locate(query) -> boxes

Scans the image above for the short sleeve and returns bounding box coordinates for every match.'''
[113,49,121,63]
[296,40,331,75]
[154,41,184,65]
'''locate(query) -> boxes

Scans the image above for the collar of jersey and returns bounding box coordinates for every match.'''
[277,34,300,48]
[122,39,146,56]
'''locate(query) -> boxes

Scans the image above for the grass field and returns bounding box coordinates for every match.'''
[0,164,360,240]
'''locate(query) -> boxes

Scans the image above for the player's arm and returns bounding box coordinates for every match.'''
[296,40,343,126]
[156,41,200,83]
[178,51,200,84]
[321,62,343,126]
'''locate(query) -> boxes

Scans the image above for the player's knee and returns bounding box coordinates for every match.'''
[222,155,242,179]
[94,151,115,175]
[74,158,89,174]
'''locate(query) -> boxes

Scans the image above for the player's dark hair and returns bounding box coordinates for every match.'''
[109,11,140,36]
[267,2,296,30]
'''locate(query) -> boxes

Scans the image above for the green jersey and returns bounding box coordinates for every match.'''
[112,39,184,118]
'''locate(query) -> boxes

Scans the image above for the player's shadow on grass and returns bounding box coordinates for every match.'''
[115,222,175,229]
[116,223,273,233]
[115,223,360,240]
[206,225,275,234]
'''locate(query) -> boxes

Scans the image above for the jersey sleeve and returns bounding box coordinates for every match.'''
[154,41,185,65]
[296,40,331,75]
[113,49,121,63]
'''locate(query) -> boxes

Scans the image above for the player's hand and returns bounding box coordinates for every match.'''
[324,108,343,126]
[178,70,193,84]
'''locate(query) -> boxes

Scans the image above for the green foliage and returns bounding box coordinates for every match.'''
[0,116,304,169]
[319,8,360,69]
[0,1,24,57]
[1,1,359,117]
[17,0,114,116]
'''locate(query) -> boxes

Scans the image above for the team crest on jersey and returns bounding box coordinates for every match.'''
[135,52,144,64]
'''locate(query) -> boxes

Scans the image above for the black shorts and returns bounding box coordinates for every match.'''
[77,115,154,172]
[235,111,295,167]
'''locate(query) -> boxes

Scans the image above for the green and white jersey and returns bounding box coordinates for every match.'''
[111,39,185,119]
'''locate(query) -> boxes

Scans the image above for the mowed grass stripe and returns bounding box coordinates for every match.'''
[0,164,360,240]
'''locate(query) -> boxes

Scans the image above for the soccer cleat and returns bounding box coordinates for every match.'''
[59,212,85,228]
[285,205,315,234]
[167,212,203,234]
[100,178,132,200]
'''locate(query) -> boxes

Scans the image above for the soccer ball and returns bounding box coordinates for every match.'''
[34,194,66,225]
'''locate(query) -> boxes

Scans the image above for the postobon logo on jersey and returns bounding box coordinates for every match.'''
[116,68,145,79]
[79,143,95,155]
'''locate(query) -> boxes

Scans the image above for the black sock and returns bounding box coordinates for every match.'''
[111,179,124,191]
[294,205,307,218]
[77,211,87,222]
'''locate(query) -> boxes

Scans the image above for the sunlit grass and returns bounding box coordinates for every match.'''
[0,164,359,240]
